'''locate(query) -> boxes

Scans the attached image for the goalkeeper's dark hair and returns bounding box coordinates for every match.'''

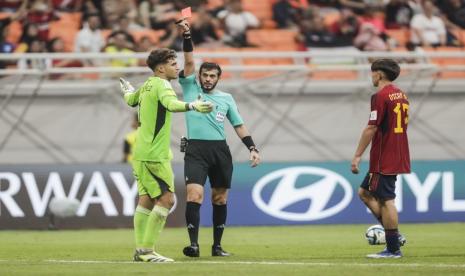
[371,58,400,81]
[199,62,222,77]
[146,48,177,72]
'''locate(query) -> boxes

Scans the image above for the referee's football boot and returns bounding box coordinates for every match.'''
[183,243,200,257]
[133,249,174,262]
[212,245,231,257]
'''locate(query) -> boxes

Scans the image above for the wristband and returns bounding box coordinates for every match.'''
[242,136,257,152]
[183,36,193,52]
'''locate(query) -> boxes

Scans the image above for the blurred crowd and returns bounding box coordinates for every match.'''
[0,0,464,75]
[279,0,464,51]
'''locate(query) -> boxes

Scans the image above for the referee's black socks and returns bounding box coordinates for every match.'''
[213,204,227,247]
[186,202,201,246]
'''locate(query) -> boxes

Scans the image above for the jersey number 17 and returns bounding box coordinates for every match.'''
[393,103,409,134]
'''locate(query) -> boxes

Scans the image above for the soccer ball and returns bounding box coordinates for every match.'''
[365,224,386,245]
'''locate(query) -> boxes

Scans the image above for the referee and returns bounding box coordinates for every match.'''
[177,19,261,257]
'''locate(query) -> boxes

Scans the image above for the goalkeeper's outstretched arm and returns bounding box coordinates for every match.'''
[177,19,195,76]
[159,89,213,113]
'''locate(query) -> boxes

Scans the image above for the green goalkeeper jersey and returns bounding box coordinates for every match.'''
[124,76,187,162]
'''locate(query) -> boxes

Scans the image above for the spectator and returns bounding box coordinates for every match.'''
[16,23,40,53]
[81,0,103,20]
[0,5,27,63]
[385,0,414,29]
[311,0,340,7]
[0,18,16,69]
[104,31,137,68]
[437,0,465,29]
[410,0,446,47]
[339,0,385,15]
[74,13,104,67]
[17,39,50,70]
[218,0,260,47]
[190,6,221,47]
[408,0,423,15]
[354,22,388,51]
[52,0,82,12]
[135,35,156,53]
[24,0,58,42]
[298,15,349,47]
[74,13,105,53]
[206,0,228,17]
[138,0,177,30]
[102,0,138,29]
[330,8,360,46]
[107,29,136,50]
[272,0,300,29]
[122,113,138,164]
[158,22,183,51]
[360,7,386,34]
[47,37,81,79]
[114,15,144,33]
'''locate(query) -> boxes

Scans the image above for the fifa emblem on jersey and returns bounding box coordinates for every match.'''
[369,111,377,120]
[216,111,226,122]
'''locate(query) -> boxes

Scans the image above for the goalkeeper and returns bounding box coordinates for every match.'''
[176,19,261,258]
[120,48,213,262]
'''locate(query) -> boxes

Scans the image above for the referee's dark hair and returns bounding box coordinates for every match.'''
[199,62,222,77]
[146,48,177,72]
[371,58,401,81]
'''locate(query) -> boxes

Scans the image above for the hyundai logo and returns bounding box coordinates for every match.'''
[252,167,352,221]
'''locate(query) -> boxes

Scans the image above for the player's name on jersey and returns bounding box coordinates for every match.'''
[388,92,408,101]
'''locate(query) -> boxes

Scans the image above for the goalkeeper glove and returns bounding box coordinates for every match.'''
[119,77,135,94]
[188,96,213,113]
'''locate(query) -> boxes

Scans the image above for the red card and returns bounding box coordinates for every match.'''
[181,7,192,18]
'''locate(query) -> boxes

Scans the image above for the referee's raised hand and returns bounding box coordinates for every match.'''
[176,18,191,36]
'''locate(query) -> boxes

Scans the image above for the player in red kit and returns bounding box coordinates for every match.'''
[351,58,410,258]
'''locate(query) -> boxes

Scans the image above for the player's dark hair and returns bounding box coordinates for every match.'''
[371,58,400,81]
[146,48,177,72]
[199,62,222,77]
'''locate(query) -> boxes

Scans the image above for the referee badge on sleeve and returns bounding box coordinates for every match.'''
[369,111,377,121]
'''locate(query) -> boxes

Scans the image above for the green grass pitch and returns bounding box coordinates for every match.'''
[1,223,464,275]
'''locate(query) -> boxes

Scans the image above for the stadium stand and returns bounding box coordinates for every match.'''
[0,0,464,164]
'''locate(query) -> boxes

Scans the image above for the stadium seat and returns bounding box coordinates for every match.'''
[246,29,298,49]
[309,70,358,80]
[385,29,410,47]
[49,13,82,51]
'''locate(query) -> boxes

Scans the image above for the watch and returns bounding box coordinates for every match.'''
[249,147,259,153]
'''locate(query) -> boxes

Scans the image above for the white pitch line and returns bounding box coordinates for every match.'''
[0,259,464,269]
[41,259,465,269]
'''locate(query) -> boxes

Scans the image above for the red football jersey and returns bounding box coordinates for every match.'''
[368,84,411,174]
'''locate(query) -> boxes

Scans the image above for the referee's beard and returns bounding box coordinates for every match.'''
[200,80,219,93]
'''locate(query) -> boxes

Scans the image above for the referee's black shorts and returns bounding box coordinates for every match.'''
[184,139,233,189]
